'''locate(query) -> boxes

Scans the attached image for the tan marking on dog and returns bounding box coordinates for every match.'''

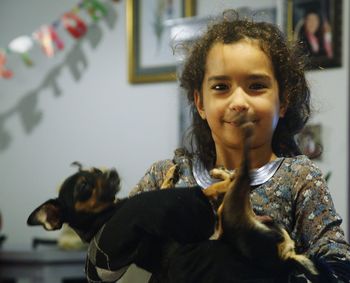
[204,168,237,239]
[277,229,295,259]
[210,168,234,181]
[160,165,178,189]
[204,168,236,199]
[37,209,55,230]
[278,229,318,276]
[203,178,231,199]
[75,189,111,213]
[210,203,224,240]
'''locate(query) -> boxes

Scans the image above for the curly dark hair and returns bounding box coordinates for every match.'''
[179,11,311,168]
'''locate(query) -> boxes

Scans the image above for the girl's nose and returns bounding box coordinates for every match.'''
[228,88,249,112]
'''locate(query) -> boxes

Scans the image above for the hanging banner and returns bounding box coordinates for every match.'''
[1,0,114,79]
[83,0,108,21]
[0,51,13,79]
[62,12,87,39]
[8,36,34,66]
[34,25,65,57]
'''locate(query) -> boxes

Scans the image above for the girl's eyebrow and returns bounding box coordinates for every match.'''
[247,74,272,81]
[207,74,273,82]
[207,75,231,81]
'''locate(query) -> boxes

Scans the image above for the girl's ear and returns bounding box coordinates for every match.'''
[194,90,206,120]
[279,97,289,118]
[279,105,287,118]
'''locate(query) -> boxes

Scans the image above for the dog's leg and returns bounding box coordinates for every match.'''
[209,203,224,240]
[204,170,236,239]
[203,169,235,199]
[160,165,178,189]
[278,229,319,277]
[210,168,233,181]
[203,179,230,240]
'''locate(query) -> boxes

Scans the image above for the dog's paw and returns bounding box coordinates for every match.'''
[210,168,235,181]
[161,165,178,189]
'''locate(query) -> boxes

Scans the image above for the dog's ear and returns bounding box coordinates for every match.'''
[71,161,83,171]
[27,199,64,231]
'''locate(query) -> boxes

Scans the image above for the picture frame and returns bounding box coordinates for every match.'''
[286,0,342,70]
[296,124,323,160]
[127,0,195,83]
[190,0,284,26]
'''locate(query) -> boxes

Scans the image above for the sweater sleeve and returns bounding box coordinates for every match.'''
[291,158,350,282]
[129,159,175,197]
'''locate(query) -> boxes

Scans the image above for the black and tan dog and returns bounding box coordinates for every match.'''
[27,116,319,282]
[27,163,123,242]
[27,163,215,281]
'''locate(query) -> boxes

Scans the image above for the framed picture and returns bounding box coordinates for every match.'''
[286,0,342,69]
[127,0,195,83]
[191,0,284,26]
[296,124,323,160]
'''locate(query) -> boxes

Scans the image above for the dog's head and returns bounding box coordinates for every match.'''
[27,162,121,231]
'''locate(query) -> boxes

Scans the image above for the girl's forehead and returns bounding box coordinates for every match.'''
[208,39,265,58]
[204,40,274,76]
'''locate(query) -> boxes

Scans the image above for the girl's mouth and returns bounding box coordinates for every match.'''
[226,120,257,126]
[224,112,257,125]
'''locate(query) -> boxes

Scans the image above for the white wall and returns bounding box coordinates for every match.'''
[0,0,348,278]
[0,0,179,251]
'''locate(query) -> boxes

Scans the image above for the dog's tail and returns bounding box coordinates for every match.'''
[221,115,255,225]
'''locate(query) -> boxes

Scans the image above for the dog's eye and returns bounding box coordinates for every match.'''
[76,181,92,201]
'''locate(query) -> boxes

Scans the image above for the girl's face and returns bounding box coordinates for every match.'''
[305,13,320,34]
[194,40,285,164]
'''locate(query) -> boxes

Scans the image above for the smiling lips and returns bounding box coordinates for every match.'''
[224,112,257,127]
[226,120,256,126]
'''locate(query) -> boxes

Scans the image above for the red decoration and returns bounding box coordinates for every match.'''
[62,12,87,39]
[0,51,13,79]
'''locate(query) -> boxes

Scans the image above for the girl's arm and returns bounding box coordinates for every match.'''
[129,160,175,196]
[292,160,350,282]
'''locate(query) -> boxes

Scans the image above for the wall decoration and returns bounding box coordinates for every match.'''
[0,0,118,152]
[286,0,342,69]
[296,124,323,160]
[127,0,195,83]
[0,0,116,80]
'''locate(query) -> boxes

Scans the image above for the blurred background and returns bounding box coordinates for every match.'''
[0,0,349,282]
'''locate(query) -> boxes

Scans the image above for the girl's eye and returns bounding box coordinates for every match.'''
[211,83,229,91]
[250,83,267,90]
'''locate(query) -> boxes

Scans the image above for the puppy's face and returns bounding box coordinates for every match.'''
[27,164,121,231]
[60,167,120,214]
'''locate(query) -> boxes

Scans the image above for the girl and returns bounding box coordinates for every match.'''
[131,11,350,282]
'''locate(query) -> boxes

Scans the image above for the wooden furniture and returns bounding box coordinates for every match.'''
[0,249,87,283]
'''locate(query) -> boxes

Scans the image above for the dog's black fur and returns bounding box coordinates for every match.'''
[27,119,319,282]
[27,164,215,278]
[27,165,122,242]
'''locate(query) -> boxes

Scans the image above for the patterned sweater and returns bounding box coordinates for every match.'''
[130,148,350,282]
